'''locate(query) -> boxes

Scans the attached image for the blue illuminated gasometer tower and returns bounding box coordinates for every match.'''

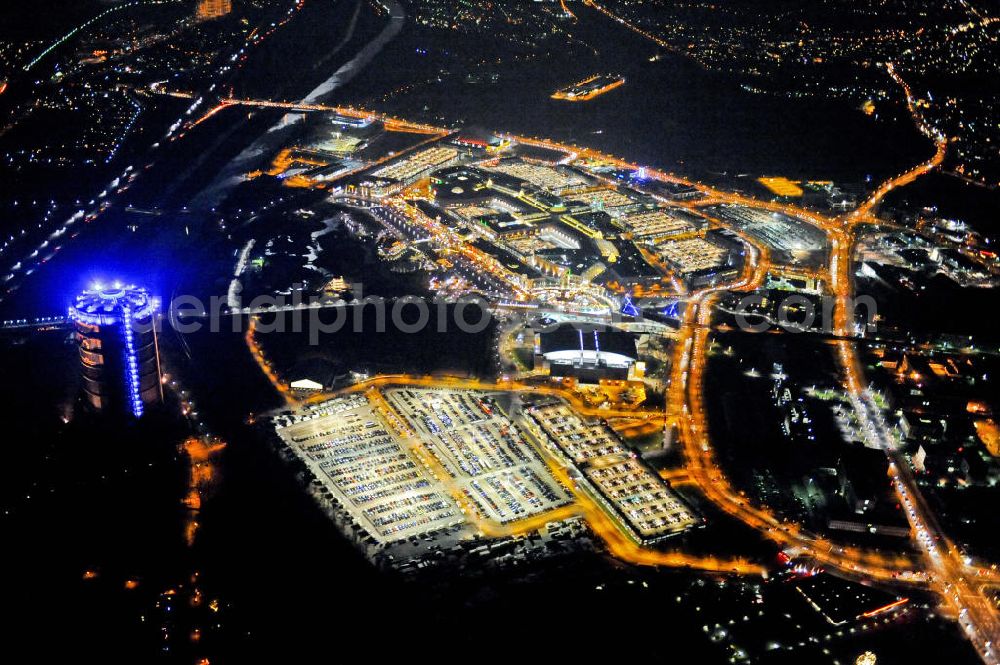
[68,284,163,417]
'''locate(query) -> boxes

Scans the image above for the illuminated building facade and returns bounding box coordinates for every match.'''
[68,284,162,417]
[534,324,639,383]
[196,0,232,20]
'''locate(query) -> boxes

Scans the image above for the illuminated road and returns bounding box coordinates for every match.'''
[581,0,677,54]
[828,62,997,662]
[687,59,994,660]
[154,91,451,135]
[22,0,183,72]
[848,62,950,223]
[662,235,932,586]
[234,124,898,584]
[222,55,999,655]
[559,0,576,21]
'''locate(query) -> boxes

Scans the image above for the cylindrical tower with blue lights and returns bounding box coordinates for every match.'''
[68,284,162,417]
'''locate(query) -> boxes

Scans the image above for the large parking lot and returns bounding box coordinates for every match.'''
[529,403,698,542]
[274,393,463,544]
[385,388,571,524]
